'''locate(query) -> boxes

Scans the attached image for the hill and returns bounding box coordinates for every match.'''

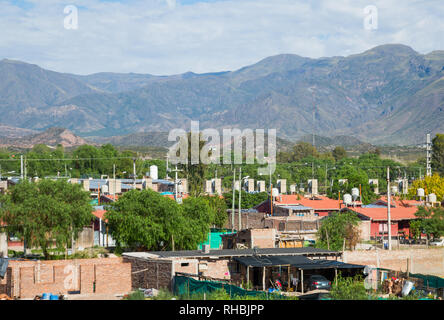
[1,44,443,145]
[0,128,91,149]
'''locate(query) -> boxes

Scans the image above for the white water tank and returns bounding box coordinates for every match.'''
[149,165,158,180]
[391,186,398,194]
[351,188,360,199]
[417,188,425,197]
[428,193,437,203]
[344,194,352,205]
[101,185,109,194]
[272,188,280,197]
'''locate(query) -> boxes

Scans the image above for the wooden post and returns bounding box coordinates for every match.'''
[301,269,304,294]
[287,265,291,291]
[326,229,330,250]
[335,268,338,286]
[262,266,266,291]
[246,266,250,290]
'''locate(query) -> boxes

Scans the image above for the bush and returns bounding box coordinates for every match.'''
[329,275,371,300]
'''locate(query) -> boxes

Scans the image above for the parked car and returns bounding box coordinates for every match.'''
[304,275,331,292]
[430,238,444,246]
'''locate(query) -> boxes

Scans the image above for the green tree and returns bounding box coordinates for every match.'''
[432,133,444,176]
[316,211,361,251]
[332,146,347,161]
[106,190,214,251]
[414,206,444,242]
[0,179,93,259]
[201,195,228,228]
[183,132,208,197]
[291,142,318,161]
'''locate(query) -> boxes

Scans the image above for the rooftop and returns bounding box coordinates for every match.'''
[123,247,339,260]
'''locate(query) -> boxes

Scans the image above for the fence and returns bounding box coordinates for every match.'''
[173,274,266,299]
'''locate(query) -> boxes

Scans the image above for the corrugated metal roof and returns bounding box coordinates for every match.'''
[123,247,339,260]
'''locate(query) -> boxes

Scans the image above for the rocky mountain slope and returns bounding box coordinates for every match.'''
[1,44,443,145]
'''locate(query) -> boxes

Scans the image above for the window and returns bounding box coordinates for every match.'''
[181,263,189,267]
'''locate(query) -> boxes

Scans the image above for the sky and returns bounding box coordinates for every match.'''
[0,0,443,75]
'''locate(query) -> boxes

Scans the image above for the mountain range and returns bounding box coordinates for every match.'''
[1,44,443,145]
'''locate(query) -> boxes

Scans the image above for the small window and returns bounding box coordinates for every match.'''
[181,263,189,267]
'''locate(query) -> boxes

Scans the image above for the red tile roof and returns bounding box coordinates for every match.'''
[93,209,107,222]
[346,206,418,221]
[375,196,422,208]
[274,195,342,210]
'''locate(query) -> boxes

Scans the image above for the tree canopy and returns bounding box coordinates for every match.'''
[432,133,444,176]
[105,190,217,251]
[0,179,93,259]
[315,211,361,251]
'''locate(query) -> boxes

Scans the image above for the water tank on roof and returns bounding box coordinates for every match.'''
[351,188,359,199]
[391,186,398,195]
[344,194,352,205]
[417,188,425,197]
[428,193,437,203]
[272,188,280,197]
[101,185,109,194]
[149,165,158,180]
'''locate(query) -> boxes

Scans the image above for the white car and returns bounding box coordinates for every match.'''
[430,238,444,246]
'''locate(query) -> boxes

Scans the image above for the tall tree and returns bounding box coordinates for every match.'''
[316,211,361,251]
[432,133,444,176]
[332,146,347,161]
[0,179,93,259]
[105,190,214,251]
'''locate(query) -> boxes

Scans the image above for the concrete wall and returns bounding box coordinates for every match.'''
[1,258,131,299]
[342,248,444,277]
[0,231,7,257]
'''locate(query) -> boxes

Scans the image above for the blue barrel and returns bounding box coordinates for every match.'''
[42,293,51,300]
[50,294,59,300]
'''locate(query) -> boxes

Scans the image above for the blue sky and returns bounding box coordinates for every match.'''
[1,0,443,75]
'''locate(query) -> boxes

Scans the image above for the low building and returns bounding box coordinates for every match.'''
[255,195,343,217]
[122,247,353,293]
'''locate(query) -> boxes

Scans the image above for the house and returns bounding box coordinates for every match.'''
[255,195,348,217]
[341,204,419,241]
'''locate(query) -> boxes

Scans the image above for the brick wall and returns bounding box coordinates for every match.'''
[225,211,267,230]
[1,258,131,299]
[342,248,444,277]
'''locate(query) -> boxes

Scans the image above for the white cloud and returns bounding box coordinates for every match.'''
[0,0,442,75]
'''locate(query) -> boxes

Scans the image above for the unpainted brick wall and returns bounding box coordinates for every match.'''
[342,248,444,277]
[2,258,131,298]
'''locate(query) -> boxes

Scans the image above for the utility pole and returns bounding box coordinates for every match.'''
[113,164,116,196]
[171,165,183,203]
[232,168,236,232]
[20,155,23,180]
[166,155,169,179]
[133,158,136,189]
[238,167,242,231]
[387,167,392,251]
